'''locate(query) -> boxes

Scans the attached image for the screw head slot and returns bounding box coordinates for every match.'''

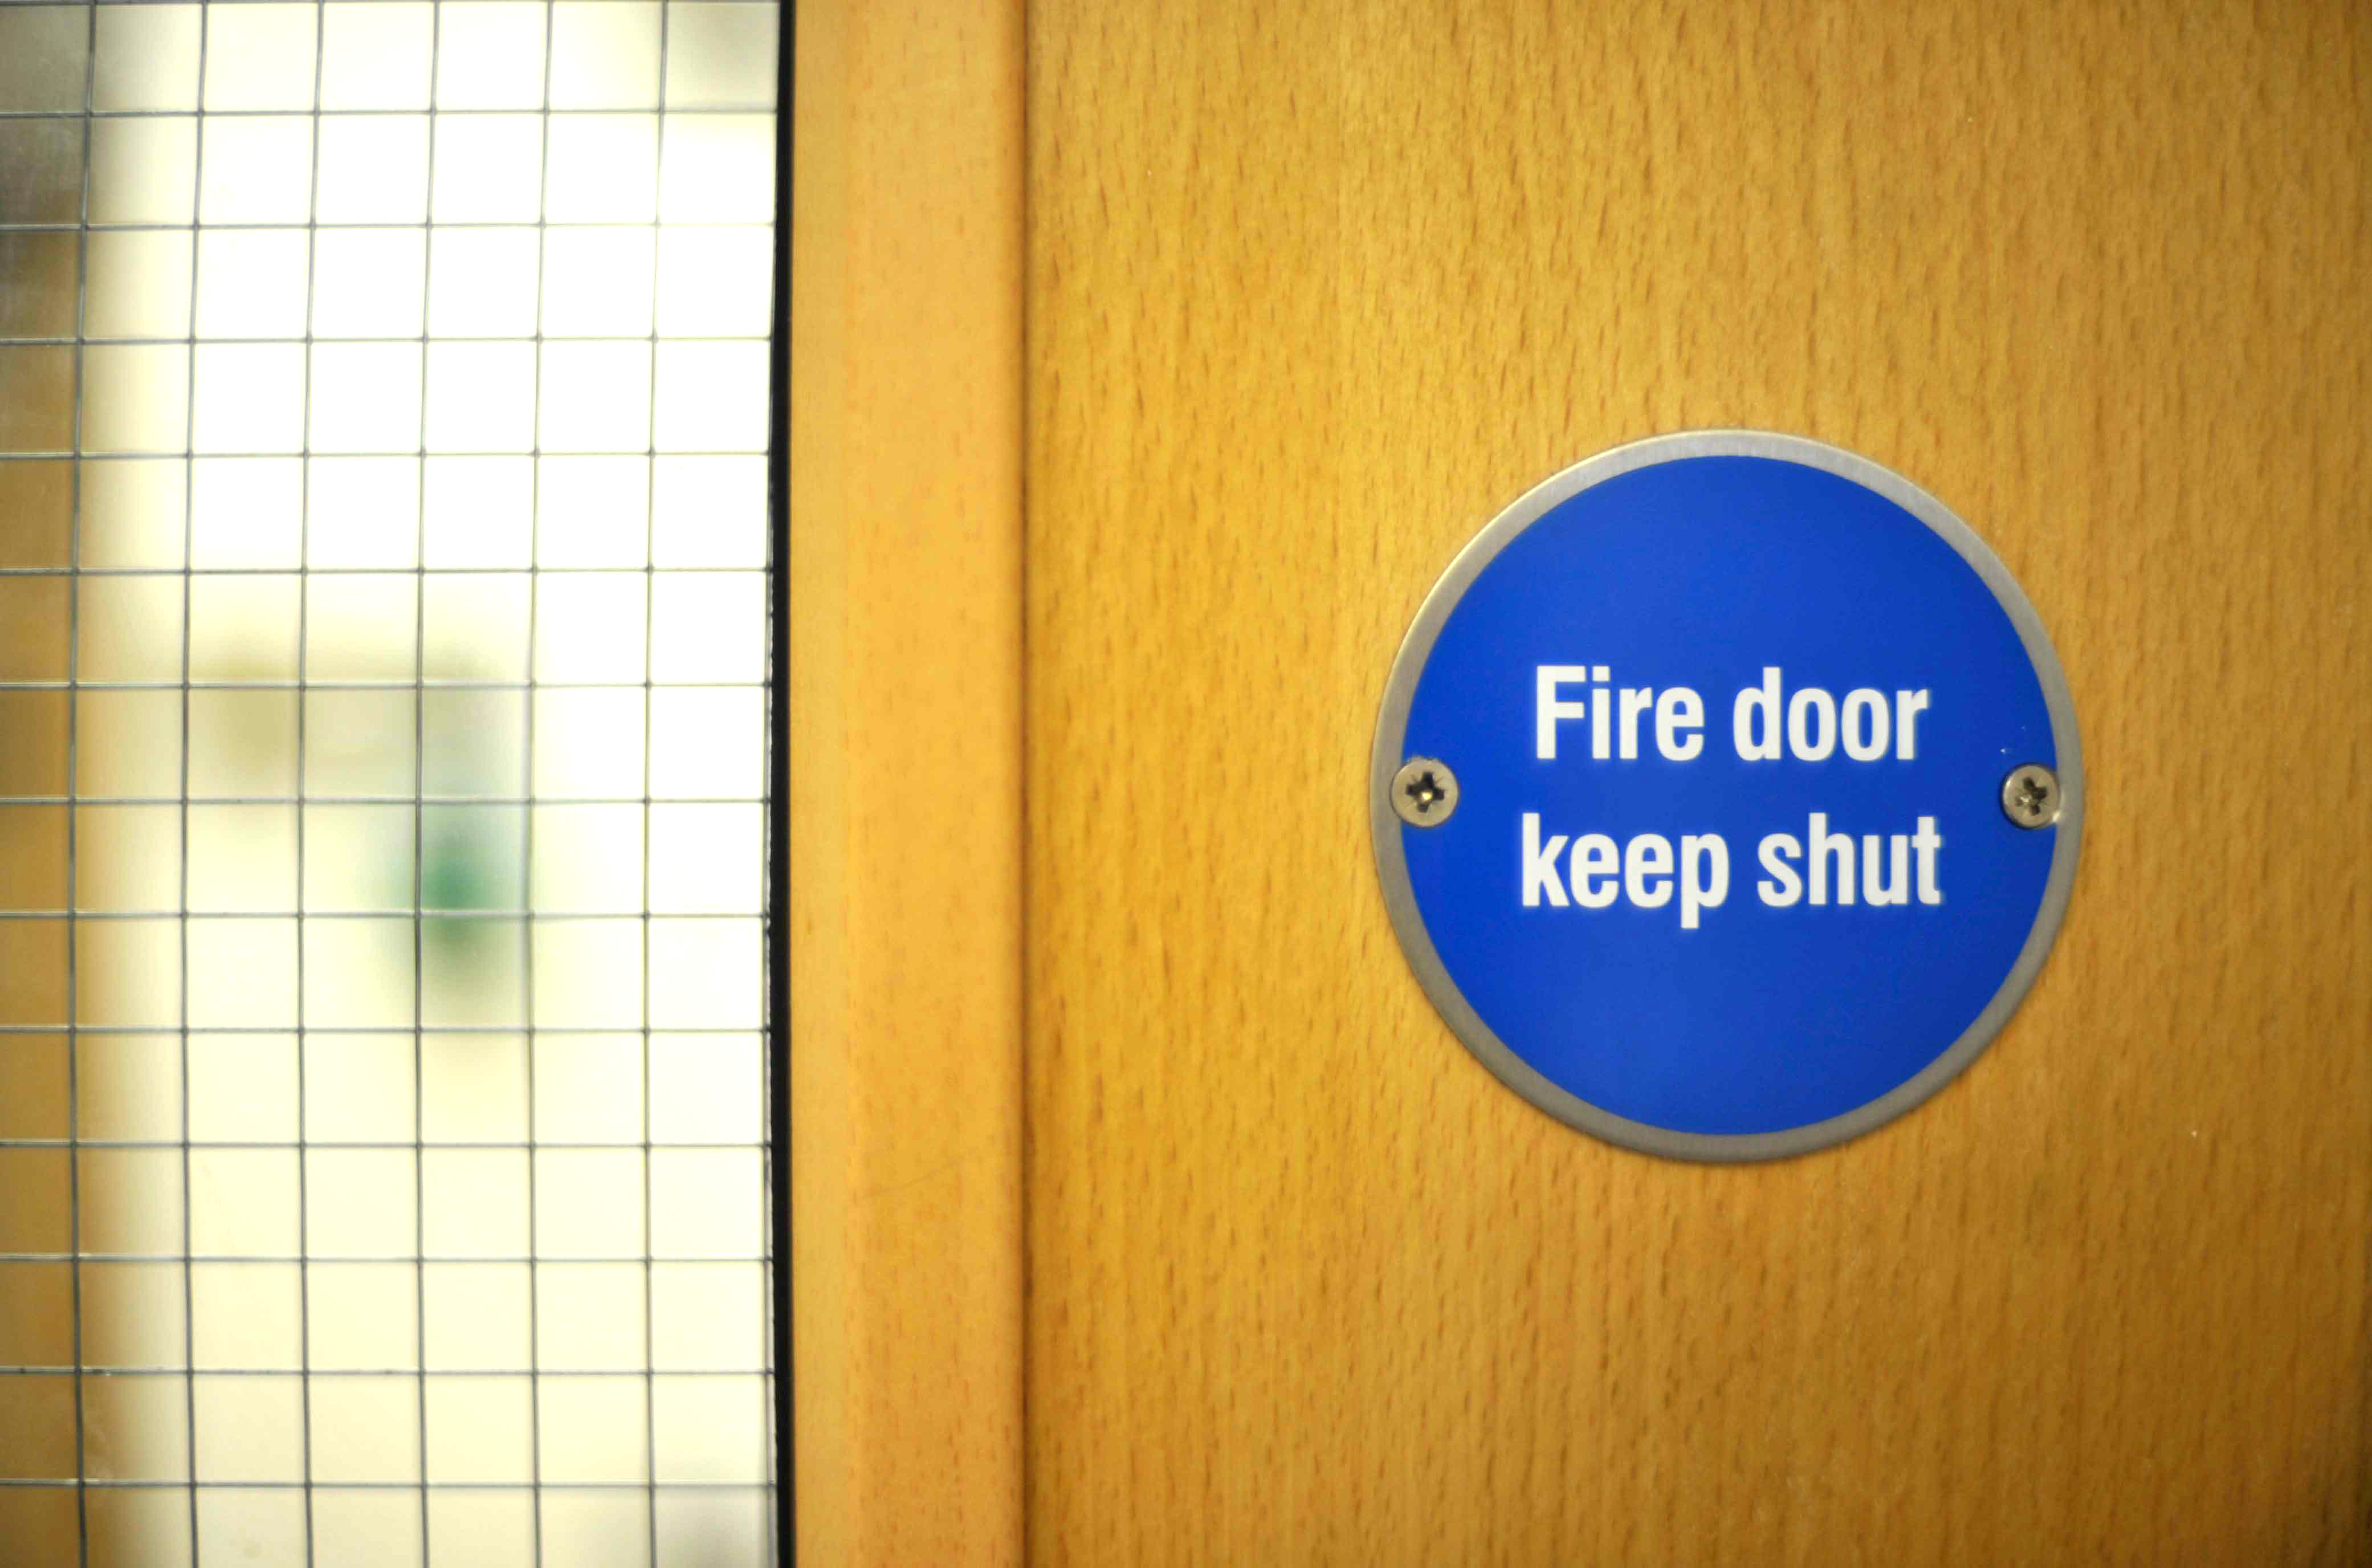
[1392,757,1459,828]
[2001,763,2060,828]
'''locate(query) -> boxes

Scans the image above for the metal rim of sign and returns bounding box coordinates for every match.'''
[1369,429,2085,1162]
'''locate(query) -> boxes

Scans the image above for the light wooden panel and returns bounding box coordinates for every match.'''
[789,0,1026,1560]
[1026,1,2371,1562]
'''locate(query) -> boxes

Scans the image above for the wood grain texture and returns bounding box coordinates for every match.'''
[1025,1,2372,1562]
[789,0,1026,1560]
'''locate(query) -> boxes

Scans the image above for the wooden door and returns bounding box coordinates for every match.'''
[791,1,2372,1562]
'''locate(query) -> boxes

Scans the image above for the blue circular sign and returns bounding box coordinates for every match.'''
[1371,432,2082,1160]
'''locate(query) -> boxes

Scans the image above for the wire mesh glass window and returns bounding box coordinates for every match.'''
[0,2,782,1561]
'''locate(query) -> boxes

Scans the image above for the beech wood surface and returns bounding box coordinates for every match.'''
[1024,2,2370,1561]
[789,0,1026,1560]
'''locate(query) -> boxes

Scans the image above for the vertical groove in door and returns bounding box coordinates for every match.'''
[766,0,795,1559]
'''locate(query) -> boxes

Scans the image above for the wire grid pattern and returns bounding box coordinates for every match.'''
[0,3,781,1563]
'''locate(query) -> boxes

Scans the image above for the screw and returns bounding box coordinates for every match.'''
[1392,757,1459,827]
[2001,764,2060,828]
